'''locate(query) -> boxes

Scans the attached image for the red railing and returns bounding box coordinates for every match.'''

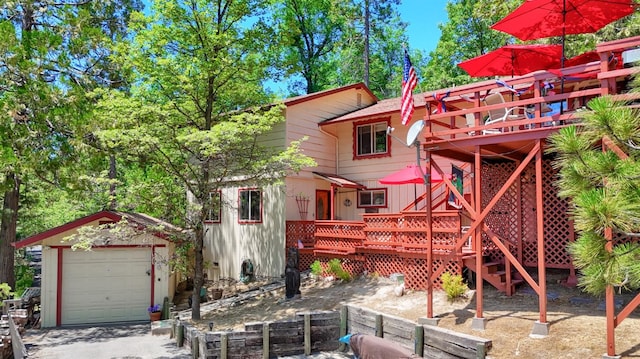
[424,35,640,141]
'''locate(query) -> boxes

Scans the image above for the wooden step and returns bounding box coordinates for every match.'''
[482,262,500,273]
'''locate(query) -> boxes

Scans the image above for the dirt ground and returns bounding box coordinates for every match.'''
[187,270,640,359]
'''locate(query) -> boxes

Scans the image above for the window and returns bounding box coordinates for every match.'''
[205,191,221,223]
[357,189,387,208]
[239,188,262,223]
[354,118,390,159]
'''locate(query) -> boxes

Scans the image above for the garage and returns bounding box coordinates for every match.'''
[14,211,179,327]
[61,247,152,325]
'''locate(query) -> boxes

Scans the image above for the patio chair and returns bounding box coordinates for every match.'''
[465,113,477,136]
[482,92,527,134]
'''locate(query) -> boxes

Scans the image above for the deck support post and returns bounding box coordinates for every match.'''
[532,140,548,337]
[472,145,485,330]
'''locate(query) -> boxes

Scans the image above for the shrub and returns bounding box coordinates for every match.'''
[310,260,323,276]
[0,283,12,306]
[441,272,468,301]
[327,258,352,282]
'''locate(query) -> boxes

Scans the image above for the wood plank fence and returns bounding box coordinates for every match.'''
[177,305,491,359]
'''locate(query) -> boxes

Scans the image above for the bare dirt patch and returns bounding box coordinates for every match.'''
[188,271,640,359]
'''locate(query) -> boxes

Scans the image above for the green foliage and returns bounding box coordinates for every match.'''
[327,258,352,282]
[310,260,323,276]
[0,283,12,303]
[549,77,640,295]
[441,272,468,302]
[13,250,35,296]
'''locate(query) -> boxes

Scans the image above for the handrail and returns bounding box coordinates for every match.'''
[423,35,640,141]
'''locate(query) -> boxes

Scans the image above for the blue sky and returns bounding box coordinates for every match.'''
[400,0,449,54]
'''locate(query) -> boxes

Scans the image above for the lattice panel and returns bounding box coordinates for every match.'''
[432,214,461,231]
[402,229,427,248]
[298,251,315,272]
[402,255,462,290]
[314,256,365,277]
[364,253,404,277]
[521,160,573,268]
[481,162,519,263]
[285,220,316,248]
[363,214,401,229]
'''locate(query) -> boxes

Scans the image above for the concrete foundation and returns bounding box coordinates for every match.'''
[418,317,440,326]
[471,317,487,331]
[530,321,549,338]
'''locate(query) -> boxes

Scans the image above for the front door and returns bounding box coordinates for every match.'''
[315,190,330,220]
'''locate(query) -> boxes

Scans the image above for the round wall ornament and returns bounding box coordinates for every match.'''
[343,199,352,207]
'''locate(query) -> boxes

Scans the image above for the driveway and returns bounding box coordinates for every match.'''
[22,322,191,359]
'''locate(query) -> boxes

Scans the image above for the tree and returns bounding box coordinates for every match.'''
[273,0,345,94]
[547,75,640,295]
[421,0,515,90]
[94,0,314,320]
[331,0,412,98]
[0,0,141,286]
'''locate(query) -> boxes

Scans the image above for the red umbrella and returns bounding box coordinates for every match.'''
[379,164,448,185]
[492,0,635,42]
[564,51,600,67]
[458,44,562,77]
[491,0,635,66]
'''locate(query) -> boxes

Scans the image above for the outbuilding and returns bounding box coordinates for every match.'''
[14,211,181,327]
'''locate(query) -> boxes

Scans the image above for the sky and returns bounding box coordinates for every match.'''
[399,0,449,54]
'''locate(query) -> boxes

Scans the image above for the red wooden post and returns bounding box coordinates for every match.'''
[474,146,483,320]
[426,150,433,319]
[535,141,547,324]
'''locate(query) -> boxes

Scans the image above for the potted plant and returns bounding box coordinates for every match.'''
[148,304,162,321]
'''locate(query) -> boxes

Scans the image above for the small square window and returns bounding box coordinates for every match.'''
[357,189,387,208]
[354,118,391,159]
[205,191,221,223]
[239,189,262,223]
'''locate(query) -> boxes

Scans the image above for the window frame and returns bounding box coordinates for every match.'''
[357,188,388,208]
[204,191,222,224]
[238,188,262,224]
[353,117,392,160]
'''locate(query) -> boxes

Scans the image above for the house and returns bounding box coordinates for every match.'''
[205,34,640,357]
[203,83,455,281]
[13,211,180,327]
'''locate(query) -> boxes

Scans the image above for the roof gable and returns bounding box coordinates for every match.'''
[14,211,180,249]
[283,82,377,106]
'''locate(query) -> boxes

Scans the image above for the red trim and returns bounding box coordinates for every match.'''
[238,188,263,224]
[56,248,63,326]
[14,211,174,249]
[204,191,222,224]
[352,117,392,161]
[14,211,121,249]
[284,83,377,106]
[48,244,166,249]
[151,245,156,306]
[356,188,388,208]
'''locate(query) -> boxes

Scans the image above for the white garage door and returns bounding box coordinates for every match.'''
[61,248,152,325]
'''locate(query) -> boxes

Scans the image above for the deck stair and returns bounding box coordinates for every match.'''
[463,255,524,296]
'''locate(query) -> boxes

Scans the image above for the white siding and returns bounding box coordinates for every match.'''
[286,88,376,177]
[40,246,58,328]
[205,184,286,281]
[330,108,458,216]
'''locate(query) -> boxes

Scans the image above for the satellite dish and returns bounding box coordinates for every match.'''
[405,120,425,147]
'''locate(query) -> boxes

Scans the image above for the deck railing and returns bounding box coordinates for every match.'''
[293,211,469,257]
[424,35,640,141]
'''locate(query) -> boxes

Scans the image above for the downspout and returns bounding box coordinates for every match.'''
[319,127,339,173]
[319,127,339,220]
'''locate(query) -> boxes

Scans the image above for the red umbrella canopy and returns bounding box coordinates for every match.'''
[458,44,563,77]
[491,0,635,41]
[379,165,448,185]
[564,50,600,67]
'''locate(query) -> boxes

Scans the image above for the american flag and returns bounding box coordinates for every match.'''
[401,49,417,126]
